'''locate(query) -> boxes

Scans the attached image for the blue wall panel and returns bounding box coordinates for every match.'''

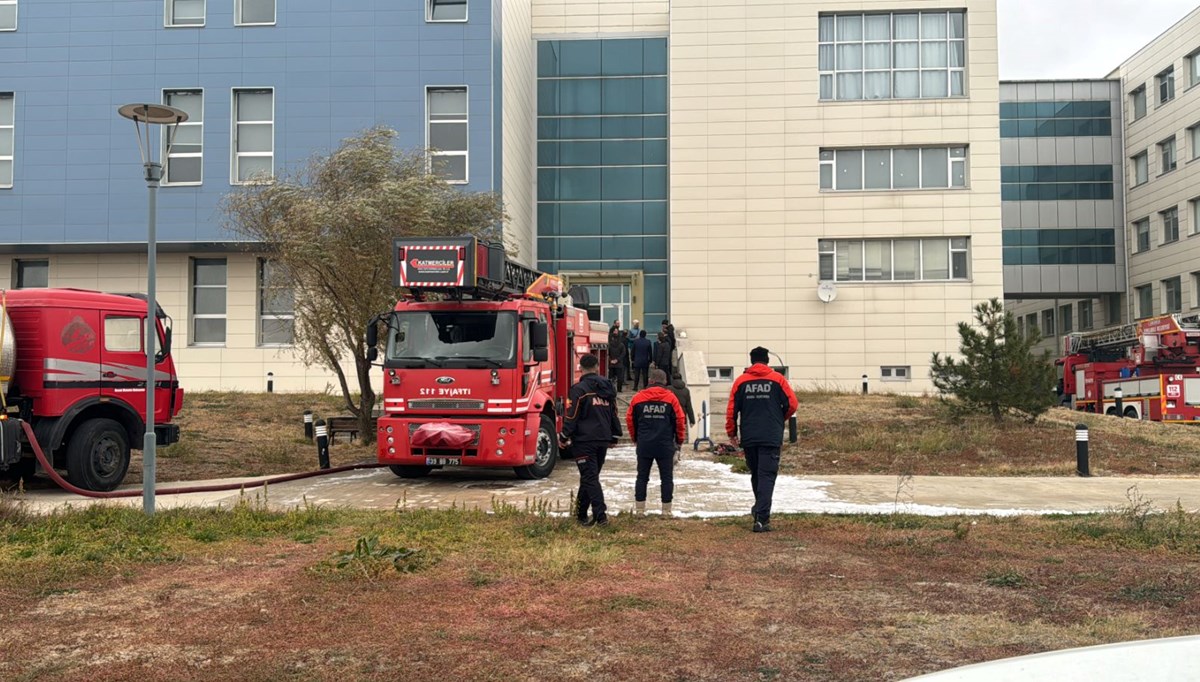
[0,0,498,248]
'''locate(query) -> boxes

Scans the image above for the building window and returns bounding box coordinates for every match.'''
[162,90,203,185]
[1133,218,1150,253]
[1059,304,1073,334]
[1001,229,1117,266]
[0,93,11,188]
[0,0,14,31]
[1157,66,1175,105]
[1136,284,1154,319]
[1000,165,1115,201]
[1105,294,1122,326]
[1079,300,1094,331]
[12,259,47,289]
[998,100,1112,138]
[1160,136,1177,174]
[1190,50,1200,89]
[1024,313,1038,337]
[818,11,966,102]
[232,88,273,184]
[707,367,733,381]
[258,258,294,346]
[1189,123,1200,162]
[1129,85,1147,121]
[1161,206,1179,244]
[1164,276,1182,314]
[880,366,911,382]
[236,0,274,25]
[1192,198,1200,237]
[820,146,967,191]
[818,237,969,282]
[1041,309,1055,337]
[1131,152,1148,186]
[191,258,227,344]
[165,0,204,27]
[1193,273,1200,309]
[426,87,468,183]
[427,0,466,22]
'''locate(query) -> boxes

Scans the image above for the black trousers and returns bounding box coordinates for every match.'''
[609,364,625,391]
[635,449,674,503]
[631,366,650,391]
[743,445,780,523]
[574,442,609,520]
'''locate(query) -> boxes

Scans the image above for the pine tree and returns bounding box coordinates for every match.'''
[930,298,1057,423]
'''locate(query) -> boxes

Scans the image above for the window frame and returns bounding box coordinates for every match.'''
[1041,309,1055,338]
[1164,276,1183,314]
[1192,272,1200,309]
[1131,151,1148,186]
[257,257,295,347]
[1059,304,1073,334]
[230,87,275,186]
[235,0,276,26]
[1190,49,1200,89]
[161,88,204,186]
[0,92,12,189]
[1133,218,1151,253]
[12,258,47,289]
[164,0,205,28]
[880,365,911,382]
[1157,66,1175,105]
[818,10,967,102]
[1159,136,1177,174]
[425,85,469,185]
[0,0,15,31]
[190,257,228,346]
[1161,206,1179,245]
[1136,284,1154,320]
[1191,197,1200,237]
[1188,123,1200,162]
[426,0,468,23]
[818,237,970,283]
[707,367,734,381]
[819,146,968,191]
[1130,85,1147,121]
[1079,300,1094,331]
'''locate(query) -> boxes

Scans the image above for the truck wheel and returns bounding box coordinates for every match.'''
[66,418,130,492]
[1124,407,1139,419]
[1105,407,1119,416]
[514,414,558,480]
[389,465,432,479]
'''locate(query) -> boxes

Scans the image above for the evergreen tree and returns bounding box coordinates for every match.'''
[930,298,1057,423]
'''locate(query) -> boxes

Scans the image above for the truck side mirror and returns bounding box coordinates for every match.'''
[367,347,379,363]
[156,326,172,363]
[530,321,549,350]
[533,347,549,363]
[366,319,379,348]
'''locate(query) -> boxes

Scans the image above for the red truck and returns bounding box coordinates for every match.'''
[1,288,184,490]
[365,237,609,480]
[1059,314,1200,421]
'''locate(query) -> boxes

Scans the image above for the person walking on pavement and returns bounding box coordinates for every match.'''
[726,346,798,533]
[561,354,621,526]
[653,331,673,374]
[662,319,677,371]
[627,369,687,517]
[631,329,653,391]
[669,370,696,439]
[608,330,628,392]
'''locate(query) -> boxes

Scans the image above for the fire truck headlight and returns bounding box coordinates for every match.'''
[498,427,507,436]
[386,426,394,434]
[497,438,506,446]
[388,447,396,455]
[496,449,504,456]
[388,437,394,445]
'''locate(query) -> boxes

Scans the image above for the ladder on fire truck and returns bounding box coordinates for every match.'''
[393,237,566,303]
[1066,313,1200,354]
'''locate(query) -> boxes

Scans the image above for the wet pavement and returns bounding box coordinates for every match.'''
[12,447,1200,517]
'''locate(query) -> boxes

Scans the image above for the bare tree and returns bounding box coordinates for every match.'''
[223,127,506,442]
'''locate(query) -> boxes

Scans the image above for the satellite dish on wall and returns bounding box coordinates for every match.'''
[817,281,838,304]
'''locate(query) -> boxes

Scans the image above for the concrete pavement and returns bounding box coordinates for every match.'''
[9,447,1200,517]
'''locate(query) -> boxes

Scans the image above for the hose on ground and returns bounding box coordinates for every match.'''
[18,420,388,500]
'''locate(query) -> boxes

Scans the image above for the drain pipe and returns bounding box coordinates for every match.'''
[18,420,387,500]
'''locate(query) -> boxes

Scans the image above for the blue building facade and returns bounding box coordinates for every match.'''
[0,0,501,248]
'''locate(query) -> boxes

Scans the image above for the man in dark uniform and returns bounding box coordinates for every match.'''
[561,354,622,526]
[608,328,628,393]
[631,329,653,391]
[627,369,687,516]
[726,346,798,533]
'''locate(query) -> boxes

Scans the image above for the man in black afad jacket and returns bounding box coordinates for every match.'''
[726,346,798,533]
[561,354,622,526]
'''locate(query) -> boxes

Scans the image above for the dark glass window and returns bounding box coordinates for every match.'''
[999,99,1115,138]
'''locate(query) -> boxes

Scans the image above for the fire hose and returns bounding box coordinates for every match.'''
[17,420,388,499]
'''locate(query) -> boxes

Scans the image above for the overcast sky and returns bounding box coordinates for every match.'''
[999,0,1199,79]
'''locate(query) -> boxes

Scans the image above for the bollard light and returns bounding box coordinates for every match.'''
[315,419,330,470]
[862,374,869,395]
[1075,423,1090,477]
[303,410,314,440]
[266,371,274,393]
[1114,386,1124,418]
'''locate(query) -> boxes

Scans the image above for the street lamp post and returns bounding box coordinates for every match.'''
[117,103,188,516]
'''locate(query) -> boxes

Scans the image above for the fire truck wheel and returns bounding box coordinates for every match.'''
[1124,407,1139,419]
[514,414,558,480]
[389,465,433,478]
[65,418,131,492]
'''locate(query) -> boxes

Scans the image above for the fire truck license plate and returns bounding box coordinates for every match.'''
[426,457,460,466]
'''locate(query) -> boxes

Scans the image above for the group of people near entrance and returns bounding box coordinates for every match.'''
[606,318,677,394]
[560,345,797,533]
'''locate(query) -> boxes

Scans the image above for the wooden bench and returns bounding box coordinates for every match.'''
[325,415,362,443]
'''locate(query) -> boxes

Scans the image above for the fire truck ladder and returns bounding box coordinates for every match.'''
[1066,323,1138,354]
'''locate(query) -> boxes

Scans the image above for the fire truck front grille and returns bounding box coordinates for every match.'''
[407,399,486,411]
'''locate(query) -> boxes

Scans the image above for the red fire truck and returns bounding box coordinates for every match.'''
[1,288,184,490]
[365,237,609,479]
[1059,314,1200,422]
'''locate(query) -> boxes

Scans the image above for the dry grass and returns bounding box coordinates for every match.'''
[1,505,1199,680]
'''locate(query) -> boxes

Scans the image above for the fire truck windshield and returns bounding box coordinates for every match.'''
[386,311,517,368]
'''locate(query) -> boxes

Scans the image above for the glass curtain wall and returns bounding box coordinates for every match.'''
[536,38,669,323]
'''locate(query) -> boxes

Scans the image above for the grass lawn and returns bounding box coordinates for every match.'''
[1,500,1198,681]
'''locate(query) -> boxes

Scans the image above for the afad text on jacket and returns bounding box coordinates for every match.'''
[563,372,622,444]
[725,363,799,447]
[626,385,687,457]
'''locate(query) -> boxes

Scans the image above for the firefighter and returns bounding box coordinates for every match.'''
[726,346,798,533]
[561,354,622,526]
[627,369,687,517]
